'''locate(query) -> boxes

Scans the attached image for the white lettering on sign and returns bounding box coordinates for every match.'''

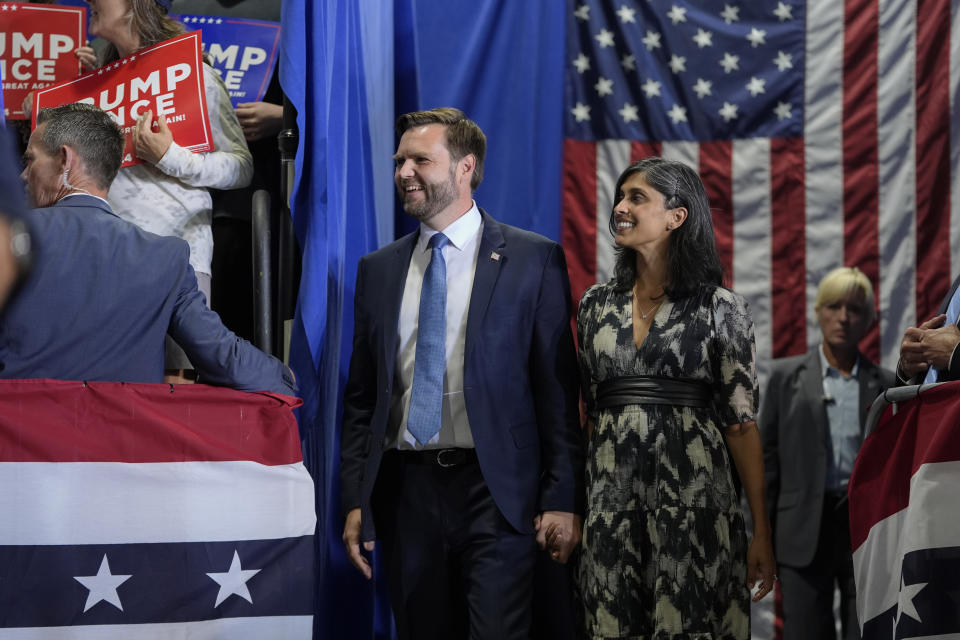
[76,63,193,126]
[0,32,76,59]
[0,57,58,81]
[205,43,267,71]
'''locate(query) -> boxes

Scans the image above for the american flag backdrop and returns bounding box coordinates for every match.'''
[562,0,959,381]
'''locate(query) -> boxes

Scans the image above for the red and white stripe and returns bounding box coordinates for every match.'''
[561,0,959,383]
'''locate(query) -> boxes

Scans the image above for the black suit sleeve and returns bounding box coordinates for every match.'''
[531,244,584,515]
[340,256,377,516]
[758,366,782,534]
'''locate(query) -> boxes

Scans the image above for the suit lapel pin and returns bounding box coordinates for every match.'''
[490,251,501,262]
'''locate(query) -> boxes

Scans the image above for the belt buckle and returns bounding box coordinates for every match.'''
[436,449,460,468]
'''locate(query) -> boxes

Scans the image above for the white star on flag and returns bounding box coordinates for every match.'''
[669,54,686,73]
[574,4,590,21]
[774,50,794,71]
[621,54,636,71]
[667,5,687,25]
[642,30,662,50]
[667,104,688,124]
[207,550,261,607]
[693,28,713,48]
[572,102,591,122]
[719,52,740,73]
[746,76,767,96]
[693,77,713,98]
[74,555,132,613]
[721,4,740,24]
[594,77,614,97]
[746,27,767,47]
[619,103,639,123]
[774,101,792,120]
[642,78,662,98]
[595,29,615,48]
[774,1,793,21]
[719,101,739,122]
[617,4,636,24]
[573,53,591,73]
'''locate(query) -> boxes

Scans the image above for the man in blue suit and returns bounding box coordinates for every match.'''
[1,103,294,396]
[340,108,583,639]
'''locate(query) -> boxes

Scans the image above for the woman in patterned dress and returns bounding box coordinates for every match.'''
[574,158,775,638]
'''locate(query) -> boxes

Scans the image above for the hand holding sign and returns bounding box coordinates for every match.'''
[133,110,173,164]
[74,45,97,72]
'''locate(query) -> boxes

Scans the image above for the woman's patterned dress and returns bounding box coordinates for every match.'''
[576,282,759,639]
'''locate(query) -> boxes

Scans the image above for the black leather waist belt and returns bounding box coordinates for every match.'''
[596,376,713,409]
[392,448,478,468]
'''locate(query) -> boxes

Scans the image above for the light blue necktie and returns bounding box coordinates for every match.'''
[407,233,450,445]
[924,285,960,383]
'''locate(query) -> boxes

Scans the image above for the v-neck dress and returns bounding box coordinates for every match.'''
[575,282,759,639]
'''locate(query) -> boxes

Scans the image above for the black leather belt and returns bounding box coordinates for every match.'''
[392,448,478,468]
[596,375,713,409]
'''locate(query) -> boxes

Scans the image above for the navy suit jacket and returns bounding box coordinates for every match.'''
[0,195,294,395]
[760,349,895,567]
[340,211,584,540]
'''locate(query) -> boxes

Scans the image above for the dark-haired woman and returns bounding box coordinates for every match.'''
[575,158,775,638]
[77,0,252,380]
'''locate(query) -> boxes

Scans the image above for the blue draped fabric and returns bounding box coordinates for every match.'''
[281,1,565,637]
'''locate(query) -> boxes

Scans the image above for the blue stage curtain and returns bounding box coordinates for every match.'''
[279,2,395,639]
[394,0,566,242]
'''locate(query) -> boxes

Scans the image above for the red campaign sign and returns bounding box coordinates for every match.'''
[33,31,214,168]
[1,2,86,120]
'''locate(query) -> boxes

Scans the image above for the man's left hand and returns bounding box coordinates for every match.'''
[919,323,960,370]
[133,110,174,165]
[534,510,582,564]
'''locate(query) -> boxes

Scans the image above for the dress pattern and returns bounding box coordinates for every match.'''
[576,282,759,639]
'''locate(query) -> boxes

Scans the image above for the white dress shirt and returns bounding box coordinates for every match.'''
[388,203,483,450]
[819,344,862,491]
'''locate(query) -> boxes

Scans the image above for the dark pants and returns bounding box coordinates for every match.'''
[780,492,859,640]
[373,450,537,640]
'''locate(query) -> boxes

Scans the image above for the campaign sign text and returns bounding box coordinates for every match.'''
[1,3,85,120]
[171,15,280,107]
[33,31,214,168]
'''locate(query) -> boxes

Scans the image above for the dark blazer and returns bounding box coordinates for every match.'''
[340,211,583,540]
[759,349,895,567]
[0,195,294,395]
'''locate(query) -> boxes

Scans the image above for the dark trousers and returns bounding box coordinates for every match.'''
[780,492,859,640]
[373,451,537,640]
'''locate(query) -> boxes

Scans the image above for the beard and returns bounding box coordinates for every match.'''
[398,167,458,222]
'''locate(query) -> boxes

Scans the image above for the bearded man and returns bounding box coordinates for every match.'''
[339,108,583,640]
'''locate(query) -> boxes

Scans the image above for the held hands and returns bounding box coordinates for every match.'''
[133,110,174,165]
[899,314,959,377]
[235,101,283,142]
[342,508,375,579]
[746,532,776,602]
[535,511,582,564]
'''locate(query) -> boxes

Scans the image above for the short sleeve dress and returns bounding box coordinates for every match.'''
[575,281,759,639]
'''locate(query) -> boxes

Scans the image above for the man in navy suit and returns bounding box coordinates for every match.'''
[340,108,583,639]
[1,102,294,395]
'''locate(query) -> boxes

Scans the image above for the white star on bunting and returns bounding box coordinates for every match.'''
[207,550,261,607]
[74,555,132,613]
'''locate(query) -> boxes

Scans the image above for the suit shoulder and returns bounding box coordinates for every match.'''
[498,221,561,251]
[767,353,810,379]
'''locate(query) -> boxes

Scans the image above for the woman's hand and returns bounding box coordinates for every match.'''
[133,110,173,165]
[74,46,98,71]
[746,532,776,602]
[235,101,283,141]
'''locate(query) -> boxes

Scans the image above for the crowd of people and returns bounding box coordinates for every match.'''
[3,2,960,639]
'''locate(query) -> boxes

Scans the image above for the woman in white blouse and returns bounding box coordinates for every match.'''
[77,0,253,381]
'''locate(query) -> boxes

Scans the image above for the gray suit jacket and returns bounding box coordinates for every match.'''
[759,349,895,567]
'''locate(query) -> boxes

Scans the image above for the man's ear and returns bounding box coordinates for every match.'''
[459,154,475,185]
[59,145,73,173]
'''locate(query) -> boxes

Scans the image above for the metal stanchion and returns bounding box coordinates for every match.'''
[251,189,273,354]
[277,97,299,360]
